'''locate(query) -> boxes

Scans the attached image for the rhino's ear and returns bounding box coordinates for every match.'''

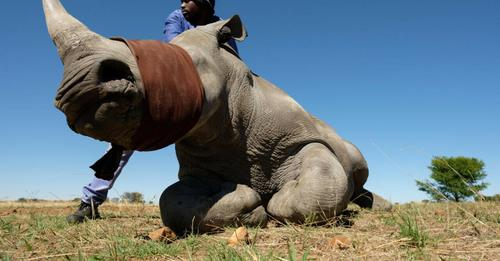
[217,15,247,44]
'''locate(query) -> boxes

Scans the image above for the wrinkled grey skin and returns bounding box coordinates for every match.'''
[43,0,144,148]
[43,0,391,235]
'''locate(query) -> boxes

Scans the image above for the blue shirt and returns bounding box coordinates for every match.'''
[163,9,238,53]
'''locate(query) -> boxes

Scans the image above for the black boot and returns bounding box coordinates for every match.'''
[66,201,101,224]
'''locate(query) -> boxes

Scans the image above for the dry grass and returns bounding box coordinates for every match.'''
[0,201,498,260]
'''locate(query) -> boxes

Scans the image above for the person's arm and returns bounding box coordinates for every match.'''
[163,10,186,42]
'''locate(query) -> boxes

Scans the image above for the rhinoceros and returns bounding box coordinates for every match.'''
[43,0,391,234]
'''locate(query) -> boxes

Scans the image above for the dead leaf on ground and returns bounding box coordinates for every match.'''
[0,209,17,216]
[434,209,447,217]
[328,235,352,250]
[228,227,251,246]
[147,227,177,243]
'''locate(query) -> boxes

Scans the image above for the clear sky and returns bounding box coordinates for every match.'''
[0,1,498,203]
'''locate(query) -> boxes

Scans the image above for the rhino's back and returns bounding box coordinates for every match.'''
[239,76,353,193]
[175,75,352,197]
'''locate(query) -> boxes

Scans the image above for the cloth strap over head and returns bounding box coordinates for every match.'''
[115,38,205,151]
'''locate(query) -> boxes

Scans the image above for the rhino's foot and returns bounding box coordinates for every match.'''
[159,176,267,235]
[350,188,392,211]
[267,143,354,223]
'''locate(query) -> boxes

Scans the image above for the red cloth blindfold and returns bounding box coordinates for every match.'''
[120,39,205,151]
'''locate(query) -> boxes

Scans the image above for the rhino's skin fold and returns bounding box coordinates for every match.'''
[43,0,392,235]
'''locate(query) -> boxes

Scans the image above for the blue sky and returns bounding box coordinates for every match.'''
[0,1,498,203]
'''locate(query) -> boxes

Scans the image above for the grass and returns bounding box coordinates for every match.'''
[397,208,429,249]
[0,201,498,260]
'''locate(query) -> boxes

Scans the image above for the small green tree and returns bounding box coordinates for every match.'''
[416,156,489,202]
[121,192,145,204]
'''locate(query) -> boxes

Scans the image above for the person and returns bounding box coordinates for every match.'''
[66,0,238,223]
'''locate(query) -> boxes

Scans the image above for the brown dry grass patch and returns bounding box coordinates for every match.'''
[0,201,498,260]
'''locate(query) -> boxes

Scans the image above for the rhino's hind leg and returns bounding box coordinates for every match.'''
[343,140,392,211]
[159,176,267,235]
[267,143,354,223]
[342,140,368,194]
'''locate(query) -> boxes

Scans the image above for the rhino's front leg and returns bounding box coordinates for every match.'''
[159,176,267,235]
[267,143,354,223]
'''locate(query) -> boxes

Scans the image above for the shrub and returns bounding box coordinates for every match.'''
[416,156,489,202]
[121,192,145,204]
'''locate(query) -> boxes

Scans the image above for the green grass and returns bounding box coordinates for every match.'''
[0,201,498,260]
[0,253,12,261]
[0,216,16,234]
[206,241,263,261]
[397,209,429,249]
[286,240,310,261]
[93,237,182,260]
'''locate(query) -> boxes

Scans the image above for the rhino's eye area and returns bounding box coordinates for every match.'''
[98,59,135,83]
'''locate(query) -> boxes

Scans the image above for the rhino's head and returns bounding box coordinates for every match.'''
[44,0,249,149]
[43,0,144,149]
